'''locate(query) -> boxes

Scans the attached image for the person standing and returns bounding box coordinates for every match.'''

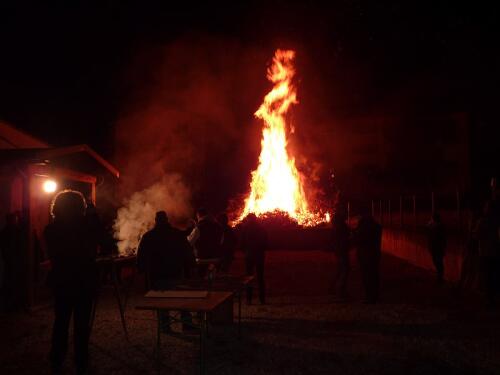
[44,190,100,374]
[459,207,481,290]
[241,214,268,304]
[137,211,195,331]
[330,211,351,301]
[137,211,194,289]
[427,212,447,283]
[188,208,222,277]
[0,212,24,311]
[217,213,237,272]
[477,201,500,307]
[354,210,382,304]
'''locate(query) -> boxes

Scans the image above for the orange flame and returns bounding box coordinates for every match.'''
[239,49,326,226]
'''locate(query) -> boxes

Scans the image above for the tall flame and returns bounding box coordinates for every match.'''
[239,49,325,226]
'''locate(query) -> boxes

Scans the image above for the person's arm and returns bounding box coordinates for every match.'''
[187,226,199,247]
[183,237,196,268]
[136,235,147,273]
[187,226,200,257]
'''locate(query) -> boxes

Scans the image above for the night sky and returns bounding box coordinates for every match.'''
[1,1,498,205]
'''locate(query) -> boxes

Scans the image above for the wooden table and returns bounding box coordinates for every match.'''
[195,257,223,266]
[136,291,234,374]
[174,275,254,337]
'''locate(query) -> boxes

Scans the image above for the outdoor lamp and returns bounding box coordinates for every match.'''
[42,179,57,193]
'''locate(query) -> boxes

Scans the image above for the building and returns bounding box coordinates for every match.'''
[0,121,119,309]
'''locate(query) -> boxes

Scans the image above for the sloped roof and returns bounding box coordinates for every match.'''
[0,121,49,149]
[0,122,119,178]
[0,145,119,178]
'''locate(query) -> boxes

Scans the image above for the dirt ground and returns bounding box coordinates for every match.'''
[1,250,499,375]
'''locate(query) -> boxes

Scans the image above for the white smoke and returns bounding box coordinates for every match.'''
[113,174,192,255]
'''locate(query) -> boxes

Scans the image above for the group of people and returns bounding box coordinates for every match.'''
[137,208,268,305]
[39,191,269,374]
[425,197,500,308]
[330,208,382,304]
[5,186,499,374]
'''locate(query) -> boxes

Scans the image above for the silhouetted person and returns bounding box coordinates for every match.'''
[427,212,447,283]
[188,208,222,277]
[86,202,117,284]
[137,211,194,289]
[241,214,268,304]
[44,190,100,374]
[0,212,24,311]
[330,212,350,300]
[86,202,115,256]
[354,211,382,304]
[459,207,481,290]
[137,211,195,332]
[217,213,237,272]
[477,201,500,307]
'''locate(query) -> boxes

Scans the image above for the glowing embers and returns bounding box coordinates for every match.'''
[238,50,326,226]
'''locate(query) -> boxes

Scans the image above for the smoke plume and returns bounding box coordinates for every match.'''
[113,174,191,255]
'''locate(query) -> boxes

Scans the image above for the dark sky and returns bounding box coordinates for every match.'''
[0,1,498,204]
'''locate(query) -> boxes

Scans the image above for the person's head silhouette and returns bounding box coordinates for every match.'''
[155,211,169,226]
[196,207,208,222]
[50,190,87,222]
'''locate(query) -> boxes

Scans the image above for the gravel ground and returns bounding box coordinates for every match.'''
[1,250,499,375]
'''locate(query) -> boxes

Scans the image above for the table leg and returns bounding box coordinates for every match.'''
[122,271,136,311]
[112,263,129,340]
[238,291,242,339]
[88,292,99,336]
[200,312,207,375]
[156,310,161,374]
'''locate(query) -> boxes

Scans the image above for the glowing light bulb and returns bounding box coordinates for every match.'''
[43,180,57,193]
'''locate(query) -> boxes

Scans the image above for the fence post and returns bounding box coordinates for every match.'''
[399,195,403,227]
[347,201,350,225]
[388,199,392,227]
[379,200,383,224]
[412,195,417,229]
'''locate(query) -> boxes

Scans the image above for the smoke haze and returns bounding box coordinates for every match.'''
[113,35,272,209]
[113,174,191,255]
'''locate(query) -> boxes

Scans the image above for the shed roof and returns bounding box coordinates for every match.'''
[0,121,49,149]
[0,145,119,178]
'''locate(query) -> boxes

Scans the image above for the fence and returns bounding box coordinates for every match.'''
[345,190,469,281]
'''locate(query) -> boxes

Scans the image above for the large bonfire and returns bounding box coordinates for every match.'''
[238,49,327,226]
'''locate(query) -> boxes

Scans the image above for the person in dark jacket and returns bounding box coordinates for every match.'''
[354,211,382,304]
[330,211,351,300]
[44,190,100,374]
[217,213,237,272]
[137,211,194,289]
[241,214,268,304]
[477,201,500,307]
[188,208,222,277]
[427,212,447,283]
[137,211,195,332]
[0,212,24,311]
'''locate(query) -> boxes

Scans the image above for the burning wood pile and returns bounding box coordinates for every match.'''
[114,49,330,256]
[235,49,329,227]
